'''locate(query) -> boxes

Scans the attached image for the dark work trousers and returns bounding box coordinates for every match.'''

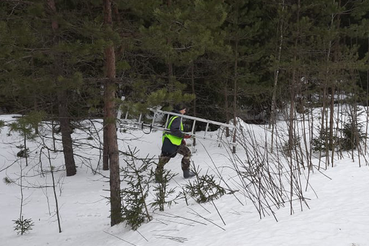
[156,143,192,173]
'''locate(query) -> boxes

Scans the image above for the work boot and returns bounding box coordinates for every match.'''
[183,169,196,179]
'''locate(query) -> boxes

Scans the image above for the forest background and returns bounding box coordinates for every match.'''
[1,0,369,227]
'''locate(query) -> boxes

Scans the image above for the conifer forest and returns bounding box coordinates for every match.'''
[1,0,369,228]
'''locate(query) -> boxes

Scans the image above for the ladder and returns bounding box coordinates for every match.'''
[117,108,235,144]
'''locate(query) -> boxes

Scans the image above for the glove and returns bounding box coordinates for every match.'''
[184,134,191,139]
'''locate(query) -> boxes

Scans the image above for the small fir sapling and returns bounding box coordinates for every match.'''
[184,173,226,203]
[13,216,34,235]
[150,169,179,212]
[120,148,153,230]
[339,121,365,151]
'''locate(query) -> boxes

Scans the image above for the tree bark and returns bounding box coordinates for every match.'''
[232,39,238,154]
[224,81,230,137]
[103,123,109,170]
[47,0,76,176]
[103,0,122,226]
[58,90,76,176]
[270,0,285,152]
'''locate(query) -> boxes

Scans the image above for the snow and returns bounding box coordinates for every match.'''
[1,114,369,246]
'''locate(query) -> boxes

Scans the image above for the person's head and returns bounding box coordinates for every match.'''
[179,108,186,115]
[174,104,187,115]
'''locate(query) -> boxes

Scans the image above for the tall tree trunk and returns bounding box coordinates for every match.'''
[224,80,230,137]
[288,0,301,214]
[288,72,296,216]
[167,0,173,84]
[103,124,109,170]
[232,40,239,154]
[365,37,369,155]
[46,0,76,176]
[329,0,342,168]
[103,0,122,226]
[58,90,76,176]
[270,0,285,152]
[329,86,335,167]
[322,11,336,169]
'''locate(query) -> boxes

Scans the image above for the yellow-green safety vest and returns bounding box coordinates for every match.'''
[163,116,183,146]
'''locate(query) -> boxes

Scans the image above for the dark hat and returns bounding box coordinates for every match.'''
[174,103,186,111]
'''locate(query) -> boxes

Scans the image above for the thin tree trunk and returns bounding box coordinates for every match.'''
[318,11,335,170]
[329,0,343,167]
[103,119,109,170]
[51,119,56,151]
[270,0,285,153]
[23,133,28,167]
[103,0,122,226]
[47,149,62,233]
[329,86,335,167]
[58,91,76,176]
[288,0,301,215]
[224,82,230,137]
[232,40,239,154]
[366,50,369,155]
[167,0,173,84]
[288,57,297,216]
[319,81,327,169]
[46,0,76,176]
[33,100,39,134]
[336,89,343,159]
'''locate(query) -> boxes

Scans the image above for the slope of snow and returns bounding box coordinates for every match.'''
[1,114,369,246]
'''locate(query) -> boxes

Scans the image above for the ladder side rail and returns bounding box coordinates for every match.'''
[142,124,236,146]
[164,114,170,128]
[191,120,196,135]
[151,109,235,129]
[151,112,157,127]
[204,122,209,137]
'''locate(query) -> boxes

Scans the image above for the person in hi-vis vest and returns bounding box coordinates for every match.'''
[155,104,195,182]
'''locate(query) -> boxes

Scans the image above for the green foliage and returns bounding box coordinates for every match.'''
[9,122,32,139]
[57,73,83,91]
[139,0,227,64]
[312,130,327,152]
[0,0,108,116]
[120,79,195,115]
[1,0,369,130]
[146,87,195,109]
[9,111,46,139]
[3,177,13,185]
[151,169,179,212]
[339,121,365,151]
[120,148,153,230]
[184,173,225,203]
[312,129,336,152]
[312,119,365,152]
[282,135,302,156]
[116,60,131,73]
[23,111,46,130]
[13,217,34,235]
[16,146,29,158]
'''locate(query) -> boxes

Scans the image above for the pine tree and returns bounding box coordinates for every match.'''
[102,0,122,226]
[0,0,112,176]
[117,0,226,115]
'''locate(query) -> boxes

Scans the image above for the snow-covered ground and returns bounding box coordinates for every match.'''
[1,114,369,246]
